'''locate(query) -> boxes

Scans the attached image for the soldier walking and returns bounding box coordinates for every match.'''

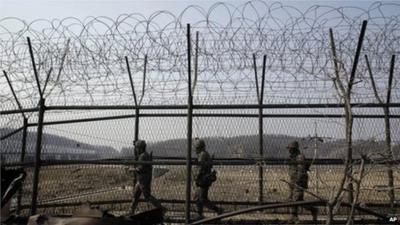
[130,140,162,214]
[193,138,224,220]
[287,141,318,223]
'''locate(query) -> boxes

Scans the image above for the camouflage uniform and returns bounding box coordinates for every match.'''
[131,140,162,213]
[193,138,223,219]
[287,141,317,222]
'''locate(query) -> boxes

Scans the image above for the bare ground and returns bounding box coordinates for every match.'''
[16,164,400,219]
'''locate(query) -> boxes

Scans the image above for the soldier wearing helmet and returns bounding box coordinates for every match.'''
[193,138,224,220]
[287,141,317,223]
[130,140,162,213]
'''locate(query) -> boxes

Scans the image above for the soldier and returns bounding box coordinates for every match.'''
[287,141,318,223]
[193,138,224,220]
[130,140,162,214]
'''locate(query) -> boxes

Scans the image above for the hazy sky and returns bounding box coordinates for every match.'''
[1,0,393,22]
[1,0,244,21]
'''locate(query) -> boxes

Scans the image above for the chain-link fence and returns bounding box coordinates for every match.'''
[1,1,400,224]
[2,105,399,224]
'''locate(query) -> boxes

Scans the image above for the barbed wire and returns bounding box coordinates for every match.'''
[0,1,399,109]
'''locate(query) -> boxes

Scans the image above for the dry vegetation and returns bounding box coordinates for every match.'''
[18,164,399,217]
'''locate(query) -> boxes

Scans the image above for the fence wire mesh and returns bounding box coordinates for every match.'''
[2,107,399,222]
[1,1,400,224]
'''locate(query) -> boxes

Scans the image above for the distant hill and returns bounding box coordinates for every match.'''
[2,127,398,163]
[121,135,399,160]
[1,128,119,163]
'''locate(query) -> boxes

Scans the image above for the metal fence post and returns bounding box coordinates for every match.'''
[259,56,266,203]
[132,107,140,189]
[125,55,145,190]
[346,20,368,206]
[134,108,140,143]
[253,54,267,203]
[16,117,28,215]
[185,23,193,224]
[30,98,45,215]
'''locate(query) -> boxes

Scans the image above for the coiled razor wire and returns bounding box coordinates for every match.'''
[0,1,399,108]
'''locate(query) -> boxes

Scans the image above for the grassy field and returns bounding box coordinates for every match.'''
[17,164,400,218]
